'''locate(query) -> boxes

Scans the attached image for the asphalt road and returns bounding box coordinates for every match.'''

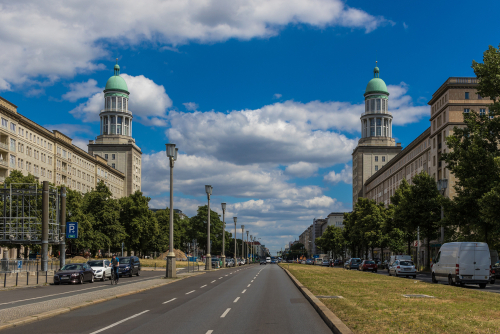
[0,270,167,311]
[343,266,500,293]
[2,264,331,334]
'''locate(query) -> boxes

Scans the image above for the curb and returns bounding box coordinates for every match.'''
[280,266,353,334]
[0,272,205,332]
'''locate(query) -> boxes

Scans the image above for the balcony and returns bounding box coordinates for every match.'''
[0,142,8,152]
[10,144,15,152]
[100,108,132,115]
[0,159,8,168]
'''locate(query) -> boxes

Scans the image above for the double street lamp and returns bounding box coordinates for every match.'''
[233,217,237,266]
[205,185,213,270]
[241,225,245,264]
[246,230,249,265]
[165,143,178,278]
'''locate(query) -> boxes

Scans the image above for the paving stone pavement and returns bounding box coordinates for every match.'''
[0,273,200,325]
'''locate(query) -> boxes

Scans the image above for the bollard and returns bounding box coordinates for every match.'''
[45,271,47,283]
[27,272,29,285]
[37,271,39,284]
[4,273,6,288]
[16,272,18,286]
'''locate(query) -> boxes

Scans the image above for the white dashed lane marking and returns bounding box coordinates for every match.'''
[221,308,231,318]
[247,284,251,287]
[162,298,177,304]
[242,289,247,294]
[186,290,195,295]
[200,285,207,288]
[234,297,240,303]
[211,280,216,283]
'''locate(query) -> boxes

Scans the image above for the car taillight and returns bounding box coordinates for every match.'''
[397,266,400,269]
[455,264,459,275]
[375,264,378,268]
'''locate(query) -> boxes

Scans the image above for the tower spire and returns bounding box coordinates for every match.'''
[114,59,120,76]
[374,60,379,78]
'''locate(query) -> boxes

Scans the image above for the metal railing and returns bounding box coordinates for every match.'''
[0,142,8,150]
[361,110,391,117]
[0,160,8,167]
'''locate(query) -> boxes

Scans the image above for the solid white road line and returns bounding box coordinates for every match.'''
[90,310,150,334]
[186,290,196,295]
[247,284,251,287]
[242,289,247,293]
[211,280,216,283]
[200,285,207,288]
[162,298,177,304]
[206,331,213,334]
[221,308,231,318]
[234,297,240,303]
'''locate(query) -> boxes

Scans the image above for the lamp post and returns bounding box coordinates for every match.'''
[165,144,178,278]
[241,225,245,265]
[246,230,249,265]
[221,203,226,268]
[233,217,237,266]
[437,179,448,245]
[205,185,213,270]
[250,235,252,263]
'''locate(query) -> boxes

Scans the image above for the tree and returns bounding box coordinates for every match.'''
[316,226,345,259]
[187,205,224,256]
[391,179,415,254]
[442,44,500,246]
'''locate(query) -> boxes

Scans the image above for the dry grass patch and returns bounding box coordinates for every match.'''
[281,264,500,334]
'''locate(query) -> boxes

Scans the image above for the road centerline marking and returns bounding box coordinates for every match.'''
[200,285,207,288]
[89,310,149,334]
[234,297,240,303]
[247,284,251,287]
[211,280,216,283]
[162,298,177,304]
[206,331,213,334]
[251,280,254,282]
[186,290,195,295]
[242,289,246,293]
[221,308,231,318]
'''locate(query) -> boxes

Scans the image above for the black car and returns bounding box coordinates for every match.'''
[492,262,500,280]
[54,263,94,285]
[260,259,267,265]
[118,256,141,277]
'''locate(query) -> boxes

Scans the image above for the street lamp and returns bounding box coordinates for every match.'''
[205,185,213,270]
[241,225,245,265]
[221,203,226,268]
[233,217,237,266]
[165,143,178,278]
[250,235,252,263]
[246,230,249,265]
[437,179,448,245]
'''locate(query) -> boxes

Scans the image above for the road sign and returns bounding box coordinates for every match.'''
[66,222,78,239]
[413,240,422,247]
[17,260,22,269]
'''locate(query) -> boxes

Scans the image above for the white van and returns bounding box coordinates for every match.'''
[432,242,491,288]
[266,257,271,263]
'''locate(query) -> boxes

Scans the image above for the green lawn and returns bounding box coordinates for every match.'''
[281,264,500,334]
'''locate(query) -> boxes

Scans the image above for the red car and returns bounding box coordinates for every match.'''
[358,260,378,272]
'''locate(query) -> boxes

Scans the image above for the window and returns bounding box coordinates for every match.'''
[112,97,116,109]
[375,165,378,171]
[1,118,7,128]
[112,154,115,160]
[112,163,116,168]
[376,99,381,112]
[10,123,16,132]
[465,92,469,99]
[375,156,378,162]
[105,154,108,159]
[463,108,470,113]
[480,108,486,116]
[382,156,386,162]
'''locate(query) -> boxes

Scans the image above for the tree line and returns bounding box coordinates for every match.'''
[316,44,500,269]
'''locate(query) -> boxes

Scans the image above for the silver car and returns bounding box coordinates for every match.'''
[388,260,416,278]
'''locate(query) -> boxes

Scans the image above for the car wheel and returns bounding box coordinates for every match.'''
[101,275,105,281]
[448,275,455,286]
[479,283,486,289]
[79,275,84,284]
[432,273,438,283]
[413,275,416,278]
[54,282,60,285]
[90,274,94,283]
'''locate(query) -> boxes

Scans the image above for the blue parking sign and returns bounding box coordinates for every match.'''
[17,260,22,269]
[66,222,78,239]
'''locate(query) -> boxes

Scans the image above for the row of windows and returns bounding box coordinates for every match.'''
[102,116,131,136]
[104,96,128,111]
[365,98,388,113]
[374,156,386,162]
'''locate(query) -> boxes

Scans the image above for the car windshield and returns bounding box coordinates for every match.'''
[353,259,361,263]
[88,261,103,267]
[400,261,414,266]
[118,258,131,264]
[364,261,375,264]
[61,264,83,271]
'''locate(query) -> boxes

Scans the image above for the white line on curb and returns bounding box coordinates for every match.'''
[90,310,149,334]
[186,290,195,295]
[234,297,240,303]
[163,298,177,304]
[221,308,231,318]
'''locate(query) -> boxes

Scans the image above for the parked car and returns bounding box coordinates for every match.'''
[88,259,112,281]
[388,260,416,278]
[322,259,330,267]
[432,242,491,288]
[359,260,378,272]
[345,258,361,270]
[388,255,412,272]
[305,259,313,265]
[260,259,267,265]
[54,263,95,285]
[301,260,306,264]
[118,256,141,277]
[492,262,500,279]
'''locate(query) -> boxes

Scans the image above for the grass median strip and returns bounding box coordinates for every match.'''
[281,264,500,334]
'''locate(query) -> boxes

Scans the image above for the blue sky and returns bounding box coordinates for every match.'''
[0,0,498,254]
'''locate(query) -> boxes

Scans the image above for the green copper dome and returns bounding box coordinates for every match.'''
[104,60,129,94]
[364,63,389,96]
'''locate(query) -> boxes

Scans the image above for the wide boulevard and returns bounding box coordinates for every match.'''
[2,265,331,334]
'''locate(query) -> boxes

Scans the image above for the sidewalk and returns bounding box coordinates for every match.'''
[0,270,204,331]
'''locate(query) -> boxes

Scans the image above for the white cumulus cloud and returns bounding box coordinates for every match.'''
[324,164,352,184]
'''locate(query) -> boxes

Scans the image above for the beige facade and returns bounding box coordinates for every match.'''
[0,96,126,199]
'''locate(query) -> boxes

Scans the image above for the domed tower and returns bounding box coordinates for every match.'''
[351,62,401,207]
[88,60,142,196]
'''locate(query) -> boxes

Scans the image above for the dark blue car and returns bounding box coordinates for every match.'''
[117,256,141,277]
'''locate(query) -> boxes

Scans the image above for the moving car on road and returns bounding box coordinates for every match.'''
[54,263,95,285]
[359,260,378,272]
[345,258,361,270]
[389,260,416,278]
[260,259,267,265]
[88,259,112,281]
[432,242,491,288]
[322,259,330,267]
[118,256,141,277]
